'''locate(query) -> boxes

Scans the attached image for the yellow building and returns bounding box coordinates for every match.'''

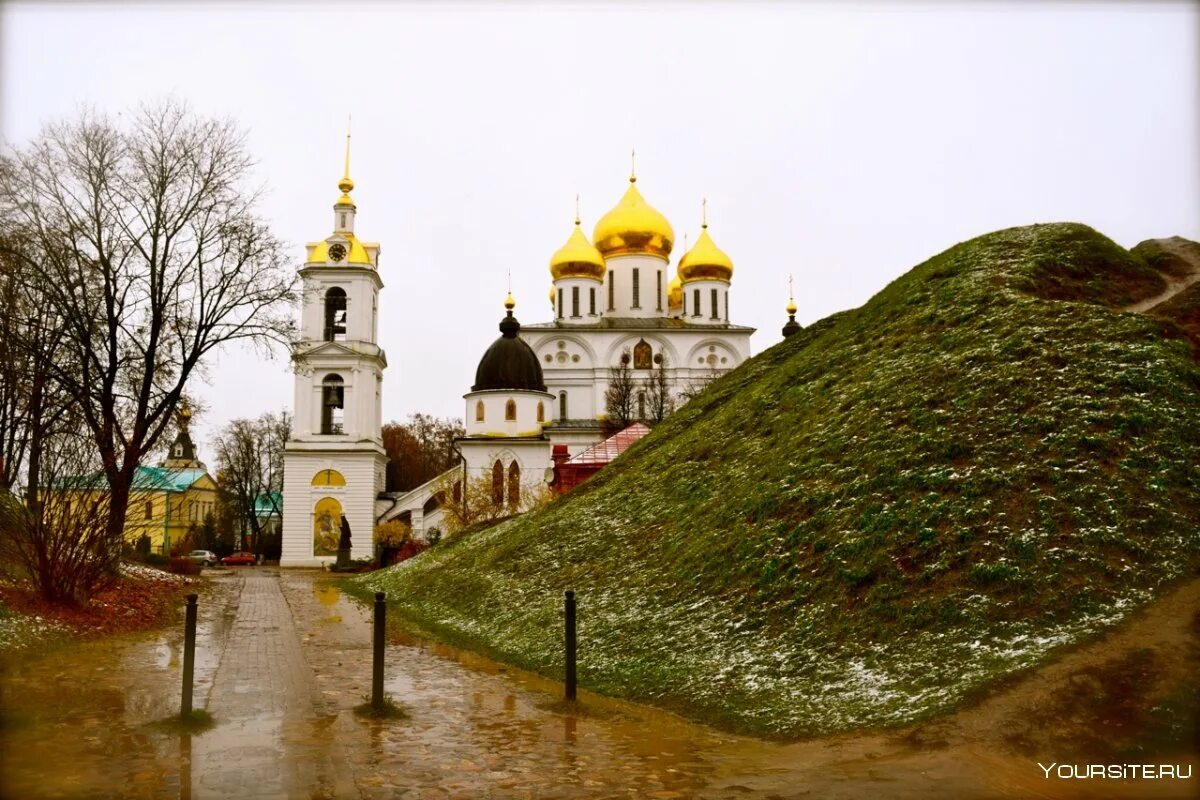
[121,465,219,554]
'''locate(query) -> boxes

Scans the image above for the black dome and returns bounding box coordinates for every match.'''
[472,311,546,392]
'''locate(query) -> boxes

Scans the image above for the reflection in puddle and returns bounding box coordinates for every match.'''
[0,574,240,800]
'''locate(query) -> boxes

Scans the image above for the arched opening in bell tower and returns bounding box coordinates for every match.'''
[324,287,347,341]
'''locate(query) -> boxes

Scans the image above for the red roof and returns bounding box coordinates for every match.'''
[567,423,651,466]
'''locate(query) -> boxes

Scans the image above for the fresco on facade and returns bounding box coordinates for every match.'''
[313,496,342,556]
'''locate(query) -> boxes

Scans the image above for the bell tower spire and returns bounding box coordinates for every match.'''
[334,119,356,234]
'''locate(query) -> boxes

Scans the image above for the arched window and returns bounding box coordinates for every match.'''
[507,461,520,508]
[324,288,347,341]
[633,339,652,369]
[505,399,517,421]
[321,374,345,434]
[452,480,462,503]
[173,443,183,457]
[491,460,504,506]
[536,402,544,423]
[145,500,154,520]
[638,391,646,420]
[559,391,568,420]
[475,400,485,422]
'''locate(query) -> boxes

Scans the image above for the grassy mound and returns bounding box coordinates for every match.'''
[359,223,1200,737]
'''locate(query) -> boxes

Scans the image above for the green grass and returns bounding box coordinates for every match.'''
[353,694,409,720]
[358,223,1200,738]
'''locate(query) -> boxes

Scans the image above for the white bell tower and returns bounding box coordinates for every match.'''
[280,133,387,566]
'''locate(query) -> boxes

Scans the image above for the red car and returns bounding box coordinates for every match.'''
[220,551,257,566]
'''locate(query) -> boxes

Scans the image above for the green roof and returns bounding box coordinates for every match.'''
[58,466,209,493]
[254,491,282,517]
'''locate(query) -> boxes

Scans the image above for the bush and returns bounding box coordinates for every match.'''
[135,534,152,555]
[145,553,167,568]
[167,557,200,576]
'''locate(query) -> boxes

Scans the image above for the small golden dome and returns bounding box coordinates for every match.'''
[786,298,797,315]
[504,291,516,310]
[307,235,371,265]
[679,224,733,284]
[667,274,682,308]
[550,219,606,281]
[593,178,674,261]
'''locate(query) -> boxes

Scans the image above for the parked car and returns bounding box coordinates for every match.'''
[221,551,257,567]
[187,550,218,567]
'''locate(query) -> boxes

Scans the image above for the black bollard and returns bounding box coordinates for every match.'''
[372,592,385,710]
[181,593,198,718]
[564,590,577,702]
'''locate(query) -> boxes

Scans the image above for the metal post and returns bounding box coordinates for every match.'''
[564,590,577,702]
[181,593,198,718]
[372,592,386,710]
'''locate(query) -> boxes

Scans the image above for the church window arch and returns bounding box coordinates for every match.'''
[321,374,345,434]
[633,339,652,370]
[311,469,346,487]
[559,391,568,420]
[505,399,517,421]
[173,443,183,457]
[475,400,485,422]
[491,461,504,506]
[711,288,719,320]
[536,402,544,423]
[507,461,520,508]
[693,289,701,318]
[324,288,347,341]
[638,391,646,420]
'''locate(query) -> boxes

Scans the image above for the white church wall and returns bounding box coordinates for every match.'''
[280,450,384,566]
[603,254,670,318]
[552,278,603,324]
[463,389,554,437]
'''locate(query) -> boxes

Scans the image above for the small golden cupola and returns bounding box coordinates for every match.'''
[593,157,674,261]
[549,204,606,281]
[306,130,377,267]
[678,199,733,284]
[667,274,683,309]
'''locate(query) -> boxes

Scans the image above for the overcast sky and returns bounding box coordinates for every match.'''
[3,2,1197,454]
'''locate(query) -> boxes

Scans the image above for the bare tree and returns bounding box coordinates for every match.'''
[679,366,722,403]
[604,348,636,430]
[212,411,290,556]
[0,421,149,604]
[0,206,77,510]
[433,470,551,536]
[0,101,296,549]
[641,352,675,423]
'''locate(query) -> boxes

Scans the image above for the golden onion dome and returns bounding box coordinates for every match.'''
[667,274,683,308]
[549,218,606,281]
[504,291,516,311]
[786,297,797,315]
[593,177,674,261]
[678,223,734,284]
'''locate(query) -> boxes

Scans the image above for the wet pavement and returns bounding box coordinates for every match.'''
[0,569,1191,799]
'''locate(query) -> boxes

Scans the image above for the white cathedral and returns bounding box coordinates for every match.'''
[280,143,793,567]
